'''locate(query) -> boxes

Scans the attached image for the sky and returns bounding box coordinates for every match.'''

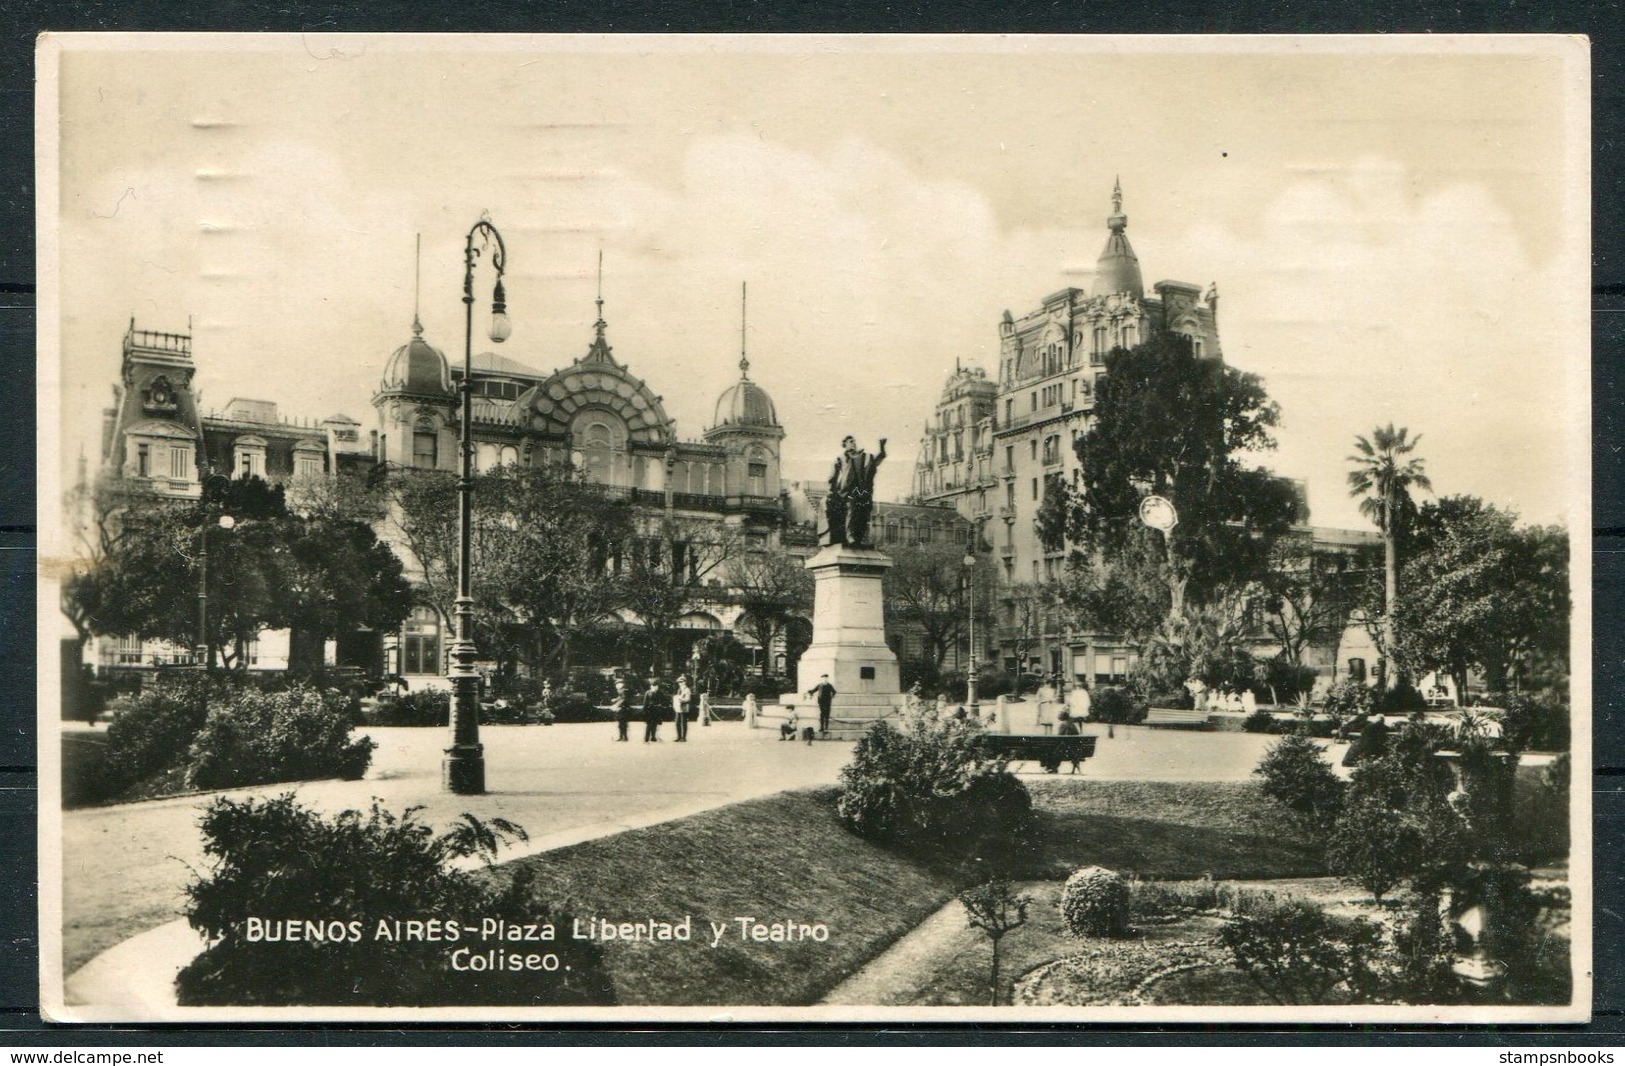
[40,34,1589,543]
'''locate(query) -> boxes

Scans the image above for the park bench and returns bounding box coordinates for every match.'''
[978,733,1098,772]
[1143,707,1212,729]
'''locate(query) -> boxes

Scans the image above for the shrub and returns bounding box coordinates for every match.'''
[1375,683,1427,715]
[1260,657,1318,706]
[1328,750,1464,901]
[835,715,1031,863]
[370,689,450,727]
[1128,878,1222,922]
[1498,692,1570,753]
[1241,708,1279,734]
[103,673,226,791]
[1060,865,1131,938]
[1384,894,1461,1004]
[740,674,791,701]
[1254,731,1346,831]
[1322,678,1375,719]
[176,794,614,1006]
[186,686,376,791]
[546,691,602,723]
[1219,897,1384,1004]
[1089,685,1147,725]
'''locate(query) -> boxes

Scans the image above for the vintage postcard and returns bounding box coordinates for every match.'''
[35,33,1592,1023]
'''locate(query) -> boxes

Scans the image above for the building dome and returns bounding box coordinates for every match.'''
[379,318,452,395]
[713,377,778,428]
[1092,178,1144,299]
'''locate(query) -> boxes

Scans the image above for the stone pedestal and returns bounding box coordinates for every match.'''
[783,543,904,739]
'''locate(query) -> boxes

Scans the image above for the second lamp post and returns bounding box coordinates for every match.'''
[444,216,513,795]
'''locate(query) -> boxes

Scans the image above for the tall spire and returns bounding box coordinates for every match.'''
[1107,176,1128,233]
[594,248,606,341]
[738,281,750,379]
[582,249,616,365]
[412,233,424,335]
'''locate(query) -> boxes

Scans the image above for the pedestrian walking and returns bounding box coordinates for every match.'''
[807,674,837,735]
[743,692,759,728]
[699,690,713,726]
[642,678,664,743]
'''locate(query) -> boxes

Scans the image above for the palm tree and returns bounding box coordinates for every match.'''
[1347,424,1431,689]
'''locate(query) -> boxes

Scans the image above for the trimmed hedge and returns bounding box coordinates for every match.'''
[1060,865,1130,938]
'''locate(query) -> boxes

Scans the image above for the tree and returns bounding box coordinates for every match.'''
[729,547,814,675]
[1401,496,1568,699]
[1054,526,1169,644]
[64,475,408,674]
[1068,332,1299,629]
[1000,581,1057,695]
[619,516,741,673]
[473,464,633,678]
[386,464,633,678]
[275,517,413,675]
[67,477,288,669]
[1257,533,1369,675]
[1346,424,1431,690]
[959,879,1031,1006]
[882,542,996,672]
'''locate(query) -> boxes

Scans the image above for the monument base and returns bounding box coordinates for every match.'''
[783,542,904,740]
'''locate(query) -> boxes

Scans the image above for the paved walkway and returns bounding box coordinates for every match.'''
[52,719,1288,1018]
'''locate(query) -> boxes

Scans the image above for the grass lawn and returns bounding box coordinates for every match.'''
[1023,779,1327,880]
[485,778,1324,1007]
[484,787,969,1007]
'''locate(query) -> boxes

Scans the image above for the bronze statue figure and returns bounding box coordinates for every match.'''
[825,435,886,547]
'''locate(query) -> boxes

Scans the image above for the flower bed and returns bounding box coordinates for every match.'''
[1016,928,1233,1006]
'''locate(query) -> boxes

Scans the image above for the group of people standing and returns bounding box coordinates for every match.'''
[608,674,710,743]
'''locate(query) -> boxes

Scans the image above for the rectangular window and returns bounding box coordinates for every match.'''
[1030,392,1037,412]
[412,431,438,468]
[297,457,323,478]
[1031,478,1038,500]
[115,635,143,665]
[1004,399,1013,424]
[1030,440,1037,461]
[169,445,190,479]
[1005,446,1014,473]
[136,444,150,478]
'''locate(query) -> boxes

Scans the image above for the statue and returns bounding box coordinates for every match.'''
[825,435,887,547]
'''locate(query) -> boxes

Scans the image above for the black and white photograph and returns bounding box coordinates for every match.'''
[35,33,1590,1023]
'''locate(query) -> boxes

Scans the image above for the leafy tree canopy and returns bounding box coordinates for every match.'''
[1064,331,1298,625]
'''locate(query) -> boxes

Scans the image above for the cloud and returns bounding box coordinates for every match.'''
[1173,156,1573,529]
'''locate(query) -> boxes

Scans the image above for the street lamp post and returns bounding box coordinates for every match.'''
[444,216,512,795]
[964,553,980,712]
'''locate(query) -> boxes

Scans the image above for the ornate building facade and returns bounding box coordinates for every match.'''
[911,183,1378,689]
[90,278,968,688]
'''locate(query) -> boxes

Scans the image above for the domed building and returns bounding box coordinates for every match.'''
[370,278,794,683]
